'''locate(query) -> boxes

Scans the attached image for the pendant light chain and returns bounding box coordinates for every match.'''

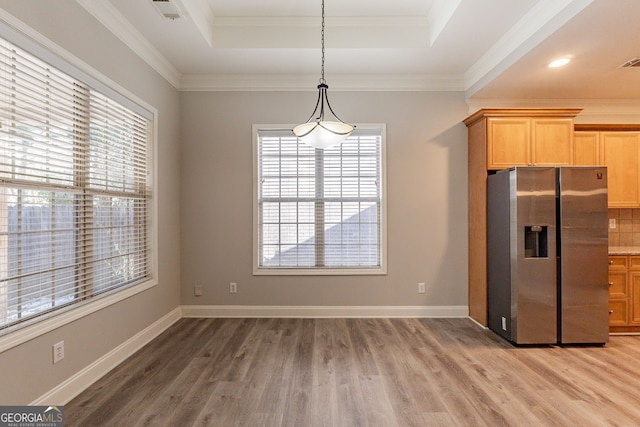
[292,0,354,148]
[320,0,326,84]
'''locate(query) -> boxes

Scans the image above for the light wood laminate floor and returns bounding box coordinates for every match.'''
[65,318,640,426]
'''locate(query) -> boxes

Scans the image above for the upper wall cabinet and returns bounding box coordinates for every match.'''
[465,109,582,171]
[530,118,575,166]
[573,131,600,166]
[575,126,640,208]
[601,132,640,207]
[486,118,530,168]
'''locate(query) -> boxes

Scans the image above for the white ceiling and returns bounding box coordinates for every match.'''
[77,0,640,102]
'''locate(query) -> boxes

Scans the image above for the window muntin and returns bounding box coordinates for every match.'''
[255,126,385,273]
[0,37,152,334]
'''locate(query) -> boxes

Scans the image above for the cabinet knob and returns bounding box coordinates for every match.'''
[609,260,614,265]
[609,282,614,286]
[609,310,614,314]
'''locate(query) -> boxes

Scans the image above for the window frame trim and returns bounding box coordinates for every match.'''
[0,14,158,352]
[252,124,387,276]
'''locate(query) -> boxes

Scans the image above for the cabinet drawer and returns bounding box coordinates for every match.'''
[629,256,640,270]
[609,300,629,326]
[608,256,628,269]
[608,271,628,297]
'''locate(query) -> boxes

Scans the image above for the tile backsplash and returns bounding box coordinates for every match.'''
[608,209,640,247]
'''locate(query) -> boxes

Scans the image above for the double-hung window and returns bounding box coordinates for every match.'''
[254,125,386,274]
[0,35,153,335]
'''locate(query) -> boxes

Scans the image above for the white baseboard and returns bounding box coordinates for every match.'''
[181,305,469,318]
[31,307,182,405]
[468,316,489,329]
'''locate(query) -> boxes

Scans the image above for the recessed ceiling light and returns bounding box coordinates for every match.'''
[548,57,571,68]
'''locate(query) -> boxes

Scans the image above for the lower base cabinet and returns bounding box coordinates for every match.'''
[608,255,640,332]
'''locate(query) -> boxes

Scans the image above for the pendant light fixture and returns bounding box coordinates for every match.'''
[293,0,354,149]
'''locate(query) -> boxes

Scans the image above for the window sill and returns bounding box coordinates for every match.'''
[253,267,387,276]
[0,278,158,354]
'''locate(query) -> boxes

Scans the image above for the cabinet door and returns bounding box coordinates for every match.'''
[632,272,640,325]
[486,118,530,169]
[609,256,629,326]
[573,131,600,165]
[531,119,573,165]
[608,271,628,298]
[609,271,629,326]
[609,300,629,326]
[601,132,640,207]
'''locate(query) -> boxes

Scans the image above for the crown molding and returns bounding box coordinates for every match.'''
[75,0,181,89]
[466,98,640,122]
[180,73,466,92]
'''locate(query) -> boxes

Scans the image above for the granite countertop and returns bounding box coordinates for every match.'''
[609,246,640,255]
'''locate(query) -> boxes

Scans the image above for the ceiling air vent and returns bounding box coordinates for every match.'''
[151,0,182,20]
[619,57,640,68]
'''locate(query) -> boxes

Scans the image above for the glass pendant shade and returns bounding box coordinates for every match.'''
[293,121,353,149]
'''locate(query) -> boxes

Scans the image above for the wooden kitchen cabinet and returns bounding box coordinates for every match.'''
[608,256,629,327]
[463,109,581,326]
[573,131,600,165]
[486,116,574,169]
[609,300,629,326]
[608,270,627,297]
[531,118,575,166]
[573,127,640,207]
[600,132,640,207]
[607,255,640,332]
[486,118,530,168]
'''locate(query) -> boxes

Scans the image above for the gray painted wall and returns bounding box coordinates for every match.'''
[180,91,469,307]
[0,2,181,404]
[0,2,470,405]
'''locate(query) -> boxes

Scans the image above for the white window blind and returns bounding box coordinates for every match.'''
[256,127,385,272]
[0,37,152,334]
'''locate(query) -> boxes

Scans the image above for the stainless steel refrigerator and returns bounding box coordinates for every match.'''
[487,166,609,345]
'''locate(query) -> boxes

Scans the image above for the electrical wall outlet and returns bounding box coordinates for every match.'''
[194,286,202,296]
[609,218,617,229]
[229,282,237,294]
[53,341,64,364]
[418,282,426,294]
